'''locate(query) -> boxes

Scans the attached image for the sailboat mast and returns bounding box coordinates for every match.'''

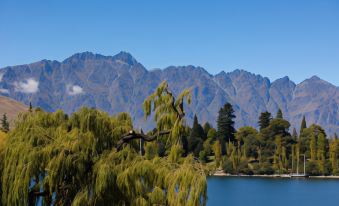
[292,151,294,174]
[297,155,299,175]
[304,154,306,175]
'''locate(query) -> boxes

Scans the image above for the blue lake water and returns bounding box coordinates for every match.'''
[207,176,339,206]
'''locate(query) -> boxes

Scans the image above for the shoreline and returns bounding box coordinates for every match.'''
[211,171,339,179]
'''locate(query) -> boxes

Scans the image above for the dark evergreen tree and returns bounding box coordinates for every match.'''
[276,108,283,119]
[292,128,298,141]
[300,115,307,134]
[188,115,205,156]
[203,122,212,137]
[334,133,338,140]
[29,102,33,112]
[217,103,236,154]
[258,111,272,131]
[1,113,9,133]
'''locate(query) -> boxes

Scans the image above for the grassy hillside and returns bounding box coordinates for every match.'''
[0,96,27,126]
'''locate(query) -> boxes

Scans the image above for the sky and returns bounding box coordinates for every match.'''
[0,0,339,85]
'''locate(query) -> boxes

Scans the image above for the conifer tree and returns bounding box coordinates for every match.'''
[188,115,205,156]
[29,102,33,112]
[217,103,236,153]
[0,114,9,133]
[203,122,212,136]
[292,128,298,141]
[300,116,307,134]
[276,108,283,119]
[258,111,272,131]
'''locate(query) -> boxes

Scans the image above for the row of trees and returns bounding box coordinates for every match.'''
[0,82,207,206]
[186,104,339,176]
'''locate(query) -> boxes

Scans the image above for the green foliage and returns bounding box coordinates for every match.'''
[207,128,217,140]
[217,103,236,154]
[1,81,207,206]
[29,102,33,112]
[235,126,259,159]
[258,111,271,131]
[203,122,212,136]
[143,80,191,146]
[0,113,9,133]
[300,124,326,159]
[188,115,205,157]
[213,141,222,168]
[300,115,307,134]
[144,142,158,160]
[276,108,283,119]
[329,138,338,175]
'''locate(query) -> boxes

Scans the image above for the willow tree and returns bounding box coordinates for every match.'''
[1,81,207,206]
[143,81,191,146]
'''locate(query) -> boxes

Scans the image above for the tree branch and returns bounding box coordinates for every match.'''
[116,130,170,150]
[163,86,185,119]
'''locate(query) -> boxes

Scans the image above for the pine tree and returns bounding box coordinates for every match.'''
[1,113,9,133]
[258,111,272,131]
[203,122,212,136]
[188,115,205,156]
[29,102,33,112]
[300,116,307,134]
[292,128,298,141]
[276,108,283,119]
[217,103,236,154]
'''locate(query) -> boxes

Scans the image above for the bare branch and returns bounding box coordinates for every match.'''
[116,130,170,150]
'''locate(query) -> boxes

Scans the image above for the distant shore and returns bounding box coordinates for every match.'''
[211,171,339,179]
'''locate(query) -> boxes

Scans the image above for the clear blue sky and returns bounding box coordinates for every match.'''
[1,0,339,85]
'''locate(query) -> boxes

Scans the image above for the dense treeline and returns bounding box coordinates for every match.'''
[186,104,339,176]
[0,81,207,206]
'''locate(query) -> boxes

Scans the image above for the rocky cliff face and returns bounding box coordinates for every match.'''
[0,52,338,135]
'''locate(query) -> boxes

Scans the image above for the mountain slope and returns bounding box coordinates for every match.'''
[0,96,28,125]
[0,52,338,135]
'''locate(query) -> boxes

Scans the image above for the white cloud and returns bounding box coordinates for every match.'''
[67,84,84,96]
[14,78,39,93]
[0,88,9,94]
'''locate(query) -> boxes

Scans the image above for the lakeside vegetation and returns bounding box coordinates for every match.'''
[0,80,338,205]
[187,102,339,177]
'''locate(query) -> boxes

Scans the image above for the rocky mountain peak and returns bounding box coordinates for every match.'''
[112,51,139,66]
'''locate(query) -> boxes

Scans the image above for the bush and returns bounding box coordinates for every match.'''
[223,159,234,174]
[306,160,320,176]
[199,150,207,163]
[257,162,274,175]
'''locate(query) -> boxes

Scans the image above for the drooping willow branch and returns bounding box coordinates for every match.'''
[163,86,185,119]
[116,81,191,150]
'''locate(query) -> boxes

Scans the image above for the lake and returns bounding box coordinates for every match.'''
[207,176,339,206]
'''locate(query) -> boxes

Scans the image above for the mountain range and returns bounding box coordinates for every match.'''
[0,51,338,136]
